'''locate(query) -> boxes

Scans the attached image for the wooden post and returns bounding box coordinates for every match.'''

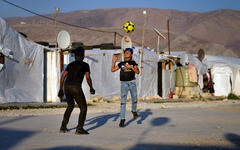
[54,8,60,46]
[167,19,171,55]
[60,50,64,72]
[140,10,147,75]
[114,32,117,46]
[122,48,124,61]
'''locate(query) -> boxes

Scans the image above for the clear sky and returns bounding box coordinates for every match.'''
[1,0,240,18]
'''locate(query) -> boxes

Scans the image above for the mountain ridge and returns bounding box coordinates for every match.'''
[4,8,240,57]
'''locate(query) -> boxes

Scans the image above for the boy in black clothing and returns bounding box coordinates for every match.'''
[111,48,139,127]
[58,47,95,135]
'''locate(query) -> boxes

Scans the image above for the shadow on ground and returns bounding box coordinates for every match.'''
[84,109,154,131]
[125,109,153,127]
[84,112,119,131]
[34,146,104,150]
[1,113,239,150]
[33,133,240,150]
[0,128,37,150]
[129,133,240,150]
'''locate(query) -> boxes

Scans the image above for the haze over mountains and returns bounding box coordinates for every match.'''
[5,8,240,57]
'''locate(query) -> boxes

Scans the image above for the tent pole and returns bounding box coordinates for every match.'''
[167,19,171,55]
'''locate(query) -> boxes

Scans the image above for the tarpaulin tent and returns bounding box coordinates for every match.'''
[0,17,44,103]
[65,47,159,100]
[0,18,60,103]
[172,52,240,97]
[205,55,240,96]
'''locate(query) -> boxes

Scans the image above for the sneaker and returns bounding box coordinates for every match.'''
[132,111,139,119]
[75,128,89,135]
[60,127,69,133]
[119,119,125,127]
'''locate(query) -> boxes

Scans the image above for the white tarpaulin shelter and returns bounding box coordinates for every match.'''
[0,17,60,103]
[0,17,44,103]
[205,55,240,96]
[172,51,240,96]
[211,64,232,96]
[2,15,239,102]
[65,47,159,100]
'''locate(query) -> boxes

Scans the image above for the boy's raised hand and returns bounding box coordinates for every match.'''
[125,64,133,69]
[112,55,117,63]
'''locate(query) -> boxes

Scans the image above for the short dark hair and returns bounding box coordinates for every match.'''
[73,47,85,61]
[124,48,133,54]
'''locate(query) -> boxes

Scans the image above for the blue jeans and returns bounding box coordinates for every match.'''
[120,81,138,119]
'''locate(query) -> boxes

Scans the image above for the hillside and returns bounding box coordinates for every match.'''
[5,8,240,57]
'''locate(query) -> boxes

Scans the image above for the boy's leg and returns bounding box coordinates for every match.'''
[120,82,128,120]
[72,86,89,134]
[129,81,138,113]
[61,86,75,132]
[73,87,87,129]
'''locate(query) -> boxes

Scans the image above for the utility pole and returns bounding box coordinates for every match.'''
[140,10,147,75]
[167,19,171,55]
[55,8,60,45]
[54,8,64,72]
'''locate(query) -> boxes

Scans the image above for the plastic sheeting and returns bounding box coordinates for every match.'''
[175,66,198,87]
[212,64,232,96]
[0,18,44,103]
[233,69,240,95]
[45,51,60,102]
[171,52,240,96]
[162,70,170,99]
[65,47,159,99]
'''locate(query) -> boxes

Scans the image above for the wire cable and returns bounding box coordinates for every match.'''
[1,0,142,46]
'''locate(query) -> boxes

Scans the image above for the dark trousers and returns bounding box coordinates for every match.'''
[61,84,87,129]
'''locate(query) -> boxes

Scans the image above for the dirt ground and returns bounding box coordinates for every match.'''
[0,100,240,150]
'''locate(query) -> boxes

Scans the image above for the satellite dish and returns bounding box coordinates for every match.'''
[57,30,71,50]
[121,36,132,61]
[121,36,132,49]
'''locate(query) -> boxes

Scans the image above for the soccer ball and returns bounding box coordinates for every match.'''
[123,21,135,33]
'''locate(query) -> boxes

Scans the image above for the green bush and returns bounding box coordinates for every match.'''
[227,93,239,100]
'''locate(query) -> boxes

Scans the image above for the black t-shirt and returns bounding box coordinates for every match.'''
[65,61,90,85]
[117,60,138,81]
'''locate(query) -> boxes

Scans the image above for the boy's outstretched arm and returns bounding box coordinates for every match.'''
[111,55,119,72]
[86,72,95,94]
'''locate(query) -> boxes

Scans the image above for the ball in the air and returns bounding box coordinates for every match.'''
[123,21,135,33]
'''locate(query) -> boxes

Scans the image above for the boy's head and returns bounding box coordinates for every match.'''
[124,48,133,60]
[73,47,85,61]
